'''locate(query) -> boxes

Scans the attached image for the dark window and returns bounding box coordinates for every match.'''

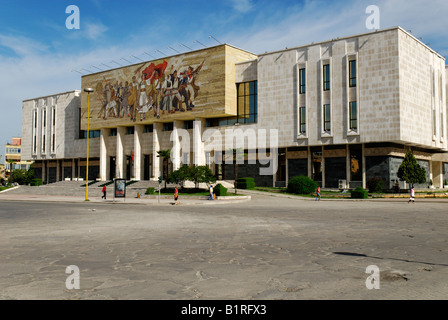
[299,68,306,94]
[299,107,306,134]
[126,126,135,135]
[144,125,153,133]
[323,104,331,132]
[184,120,194,130]
[349,101,357,130]
[323,64,330,91]
[163,122,173,131]
[349,60,357,87]
[110,128,117,136]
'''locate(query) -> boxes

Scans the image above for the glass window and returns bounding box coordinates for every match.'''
[299,68,306,94]
[349,60,357,87]
[323,64,330,91]
[299,107,306,134]
[144,125,153,133]
[323,104,331,132]
[236,81,258,124]
[126,126,135,135]
[110,128,117,136]
[349,101,357,130]
[163,123,173,131]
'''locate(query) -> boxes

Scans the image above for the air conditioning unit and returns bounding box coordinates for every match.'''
[338,179,347,189]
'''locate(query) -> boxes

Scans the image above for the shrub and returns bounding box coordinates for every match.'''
[145,187,155,195]
[214,184,227,196]
[350,187,368,199]
[30,178,43,186]
[287,176,318,194]
[367,177,384,193]
[236,177,256,189]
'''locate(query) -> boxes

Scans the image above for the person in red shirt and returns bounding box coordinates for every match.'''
[174,187,179,202]
[315,186,321,201]
[102,185,107,200]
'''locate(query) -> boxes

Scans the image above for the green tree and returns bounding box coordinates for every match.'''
[6,159,16,182]
[190,165,216,188]
[168,164,192,188]
[157,150,171,189]
[397,149,426,187]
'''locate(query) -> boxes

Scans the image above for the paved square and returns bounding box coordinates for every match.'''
[1,193,448,300]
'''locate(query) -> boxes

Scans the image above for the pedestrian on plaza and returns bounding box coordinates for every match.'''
[315,186,321,201]
[408,186,415,203]
[174,186,179,202]
[208,184,214,200]
[102,185,107,200]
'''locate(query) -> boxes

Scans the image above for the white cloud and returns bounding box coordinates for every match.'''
[84,22,108,40]
[230,0,253,13]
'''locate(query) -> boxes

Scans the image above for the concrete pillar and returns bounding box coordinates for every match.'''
[71,159,75,180]
[116,127,126,179]
[42,161,46,184]
[172,121,182,171]
[362,144,366,189]
[100,128,108,181]
[307,147,312,178]
[134,125,143,180]
[193,118,206,166]
[56,160,60,182]
[153,122,162,180]
[346,144,350,188]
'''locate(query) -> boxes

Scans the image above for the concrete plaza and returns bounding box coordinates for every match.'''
[1,187,448,300]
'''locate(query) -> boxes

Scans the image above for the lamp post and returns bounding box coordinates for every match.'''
[84,88,94,201]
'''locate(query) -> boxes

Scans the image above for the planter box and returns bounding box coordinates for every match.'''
[65,178,71,181]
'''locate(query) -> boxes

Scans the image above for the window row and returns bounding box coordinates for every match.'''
[299,101,358,134]
[298,59,357,94]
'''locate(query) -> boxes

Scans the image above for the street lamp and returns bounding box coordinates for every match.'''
[84,88,94,201]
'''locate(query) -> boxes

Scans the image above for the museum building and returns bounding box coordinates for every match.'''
[21,27,448,189]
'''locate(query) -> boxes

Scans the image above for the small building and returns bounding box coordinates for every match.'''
[4,137,34,179]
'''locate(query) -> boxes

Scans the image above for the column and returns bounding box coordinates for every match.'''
[362,144,366,189]
[193,118,206,166]
[56,160,60,182]
[172,120,182,171]
[71,159,75,180]
[100,128,108,181]
[116,127,126,179]
[42,161,46,184]
[346,144,350,188]
[134,125,143,180]
[152,122,162,180]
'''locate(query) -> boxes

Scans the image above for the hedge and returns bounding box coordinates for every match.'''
[236,177,256,189]
[287,175,318,195]
[350,187,368,199]
[30,178,43,186]
[145,187,155,195]
[214,184,227,196]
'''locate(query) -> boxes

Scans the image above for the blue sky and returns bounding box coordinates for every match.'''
[1,0,448,163]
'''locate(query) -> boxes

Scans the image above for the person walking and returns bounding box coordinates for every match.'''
[174,186,179,202]
[408,186,415,203]
[208,184,214,200]
[315,186,321,201]
[102,185,107,200]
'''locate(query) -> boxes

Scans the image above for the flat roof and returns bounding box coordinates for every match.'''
[257,26,445,60]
